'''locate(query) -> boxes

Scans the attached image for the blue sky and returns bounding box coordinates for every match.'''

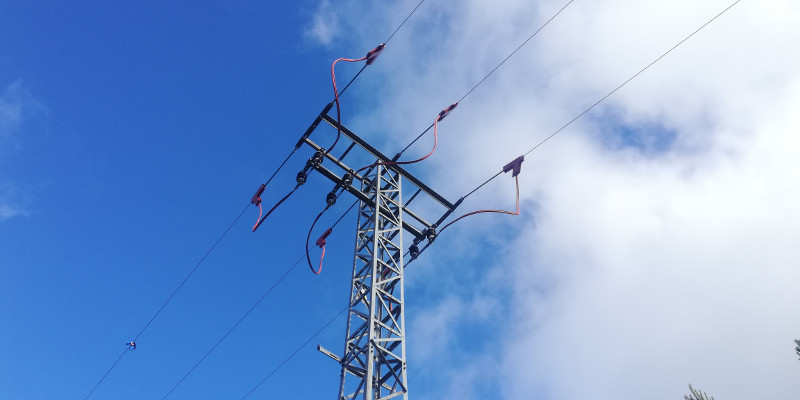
[3,1,800,400]
[0,2,369,399]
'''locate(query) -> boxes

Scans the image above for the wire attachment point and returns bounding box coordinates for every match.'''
[365,43,386,65]
[310,227,333,276]
[251,184,266,206]
[438,103,459,121]
[502,155,524,177]
[316,228,333,248]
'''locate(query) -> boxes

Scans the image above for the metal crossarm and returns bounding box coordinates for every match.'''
[296,104,458,399]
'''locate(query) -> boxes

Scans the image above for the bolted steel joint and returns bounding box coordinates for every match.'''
[311,150,325,168]
[423,227,436,243]
[341,171,354,188]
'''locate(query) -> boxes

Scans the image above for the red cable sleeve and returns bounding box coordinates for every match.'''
[252,186,298,232]
[313,246,325,275]
[329,56,368,155]
[357,113,442,173]
[306,209,327,274]
[252,202,263,232]
[438,175,520,234]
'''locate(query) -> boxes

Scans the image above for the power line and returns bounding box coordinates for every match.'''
[83,348,129,400]
[523,0,742,157]
[240,307,348,399]
[398,0,575,157]
[253,0,429,230]
[332,199,359,228]
[88,3,423,399]
[385,0,427,44]
[403,0,742,266]
[160,200,357,397]
[259,2,428,183]
[236,1,743,396]
[134,204,250,342]
[334,0,428,101]
[440,0,744,213]
[83,203,249,399]
[161,256,304,399]
[457,0,575,104]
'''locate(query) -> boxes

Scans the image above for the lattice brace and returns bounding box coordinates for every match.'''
[338,180,375,400]
[339,165,408,400]
[372,165,408,399]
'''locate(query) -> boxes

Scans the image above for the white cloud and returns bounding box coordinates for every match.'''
[306,0,340,46]
[0,186,28,220]
[1,80,27,143]
[311,0,800,398]
[0,80,42,220]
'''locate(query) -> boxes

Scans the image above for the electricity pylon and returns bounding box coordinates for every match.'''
[298,104,458,399]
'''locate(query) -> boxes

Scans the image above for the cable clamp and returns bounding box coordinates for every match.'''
[316,228,333,248]
[251,184,266,206]
[438,103,459,121]
[365,43,386,65]
[503,155,525,177]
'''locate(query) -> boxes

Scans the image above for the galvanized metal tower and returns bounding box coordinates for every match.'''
[298,104,458,399]
[338,164,408,399]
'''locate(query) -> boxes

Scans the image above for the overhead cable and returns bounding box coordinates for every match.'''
[397,0,575,157]
[250,0,426,229]
[306,196,359,275]
[82,348,129,400]
[240,307,348,399]
[385,0,427,44]
[334,0,427,99]
[437,158,523,235]
[160,197,358,396]
[161,256,305,399]
[83,203,250,399]
[457,0,575,104]
[358,103,458,173]
[418,0,743,256]
[522,0,742,157]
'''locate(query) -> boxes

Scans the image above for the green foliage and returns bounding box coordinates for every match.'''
[685,384,715,400]
[795,339,800,360]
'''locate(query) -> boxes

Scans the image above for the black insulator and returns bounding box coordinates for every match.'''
[423,227,436,242]
[409,244,420,260]
[326,192,337,206]
[341,172,354,188]
[311,150,325,168]
[296,171,307,185]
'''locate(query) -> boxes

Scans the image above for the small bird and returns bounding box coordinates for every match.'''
[126,341,136,350]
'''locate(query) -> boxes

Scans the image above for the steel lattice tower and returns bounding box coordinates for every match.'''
[299,104,458,400]
[338,165,408,399]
